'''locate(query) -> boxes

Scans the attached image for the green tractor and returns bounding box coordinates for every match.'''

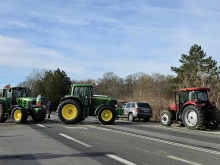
[0,86,47,124]
[57,83,123,125]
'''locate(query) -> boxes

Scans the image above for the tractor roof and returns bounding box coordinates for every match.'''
[3,86,26,89]
[72,84,91,87]
[179,87,210,92]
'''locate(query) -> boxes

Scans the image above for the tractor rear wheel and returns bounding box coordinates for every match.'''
[57,100,82,124]
[209,107,220,129]
[97,106,116,125]
[76,114,86,123]
[182,105,204,130]
[0,102,8,123]
[160,110,173,126]
[11,107,28,124]
[31,110,46,122]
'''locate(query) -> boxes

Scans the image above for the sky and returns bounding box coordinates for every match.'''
[0,0,220,88]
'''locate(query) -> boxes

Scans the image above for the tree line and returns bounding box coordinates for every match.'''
[1,44,220,121]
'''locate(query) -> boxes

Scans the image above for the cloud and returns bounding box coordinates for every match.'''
[0,35,86,74]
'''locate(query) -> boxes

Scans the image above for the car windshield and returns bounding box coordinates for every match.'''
[137,103,151,108]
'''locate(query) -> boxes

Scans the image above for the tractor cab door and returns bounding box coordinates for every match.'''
[74,86,91,106]
[3,88,13,105]
[179,91,189,111]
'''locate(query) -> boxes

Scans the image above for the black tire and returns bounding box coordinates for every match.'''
[128,113,135,122]
[209,107,220,129]
[31,110,46,122]
[0,100,8,123]
[182,105,204,130]
[143,117,150,122]
[11,107,28,124]
[57,99,82,124]
[160,110,173,126]
[97,106,116,125]
[76,115,86,123]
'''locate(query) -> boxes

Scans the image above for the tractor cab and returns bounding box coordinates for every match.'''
[3,87,28,105]
[178,87,210,110]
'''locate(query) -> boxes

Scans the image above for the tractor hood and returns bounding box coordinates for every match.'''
[92,95,117,108]
[93,95,117,100]
[17,97,36,101]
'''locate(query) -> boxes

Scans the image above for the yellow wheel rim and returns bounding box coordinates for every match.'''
[62,104,77,120]
[101,110,112,121]
[14,109,22,121]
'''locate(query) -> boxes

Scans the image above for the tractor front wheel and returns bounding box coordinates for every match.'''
[97,106,116,125]
[11,107,28,124]
[57,100,82,124]
[182,105,204,130]
[31,111,46,122]
[160,110,173,126]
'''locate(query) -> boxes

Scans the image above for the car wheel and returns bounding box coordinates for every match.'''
[128,113,135,122]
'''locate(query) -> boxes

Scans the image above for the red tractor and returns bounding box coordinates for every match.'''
[160,87,220,130]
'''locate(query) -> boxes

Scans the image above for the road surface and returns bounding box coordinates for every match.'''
[1,112,220,165]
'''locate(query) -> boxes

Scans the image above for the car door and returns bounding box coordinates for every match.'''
[125,103,131,117]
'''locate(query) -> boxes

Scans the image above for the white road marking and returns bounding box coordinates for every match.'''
[37,124,45,128]
[106,154,137,165]
[151,125,220,135]
[59,133,91,147]
[57,124,88,130]
[84,125,220,156]
[167,156,201,165]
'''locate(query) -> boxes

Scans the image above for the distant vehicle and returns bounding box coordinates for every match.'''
[0,86,46,124]
[117,102,153,122]
[160,87,220,130]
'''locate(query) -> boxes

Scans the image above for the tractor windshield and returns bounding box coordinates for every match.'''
[12,88,27,97]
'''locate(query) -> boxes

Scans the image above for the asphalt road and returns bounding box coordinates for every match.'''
[1,112,220,165]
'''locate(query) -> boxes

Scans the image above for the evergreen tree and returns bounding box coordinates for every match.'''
[171,44,220,88]
[42,68,71,109]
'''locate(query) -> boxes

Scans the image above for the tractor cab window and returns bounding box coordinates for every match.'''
[3,89,10,97]
[189,91,196,101]
[179,91,188,104]
[12,88,27,98]
[74,86,91,105]
[197,91,208,102]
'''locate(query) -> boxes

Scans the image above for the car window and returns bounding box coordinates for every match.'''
[131,103,135,108]
[137,103,151,108]
[126,103,131,108]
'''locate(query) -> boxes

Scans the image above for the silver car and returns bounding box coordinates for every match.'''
[117,102,152,122]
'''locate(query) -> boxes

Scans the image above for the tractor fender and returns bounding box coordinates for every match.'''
[94,104,108,116]
[182,101,203,110]
[9,105,20,115]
